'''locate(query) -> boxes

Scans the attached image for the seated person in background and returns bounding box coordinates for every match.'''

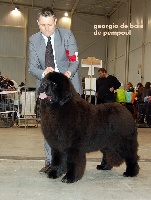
[124,82,135,115]
[126,82,134,92]
[135,82,144,102]
[137,82,151,124]
[0,75,15,90]
[144,87,151,102]
[142,82,151,100]
[96,68,121,103]
[0,72,5,90]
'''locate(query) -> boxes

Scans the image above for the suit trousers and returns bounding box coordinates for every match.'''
[44,139,52,165]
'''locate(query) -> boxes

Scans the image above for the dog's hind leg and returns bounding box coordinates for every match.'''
[123,154,139,177]
[123,136,140,177]
[61,149,86,183]
[97,152,113,170]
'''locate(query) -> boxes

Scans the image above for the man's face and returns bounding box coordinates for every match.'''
[99,71,105,78]
[37,15,57,37]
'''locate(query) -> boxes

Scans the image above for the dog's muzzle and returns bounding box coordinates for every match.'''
[39,92,52,101]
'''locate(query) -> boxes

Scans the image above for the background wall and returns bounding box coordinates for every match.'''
[71,14,106,79]
[0,0,151,89]
[107,0,151,88]
[0,5,27,86]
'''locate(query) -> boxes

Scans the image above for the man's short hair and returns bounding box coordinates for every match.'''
[38,7,56,19]
[98,68,107,73]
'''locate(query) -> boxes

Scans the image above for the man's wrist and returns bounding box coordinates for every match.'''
[67,71,71,76]
[66,71,71,78]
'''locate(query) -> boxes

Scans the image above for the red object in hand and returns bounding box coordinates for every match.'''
[66,50,76,62]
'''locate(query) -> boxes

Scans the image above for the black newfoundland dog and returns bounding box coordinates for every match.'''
[38,72,139,183]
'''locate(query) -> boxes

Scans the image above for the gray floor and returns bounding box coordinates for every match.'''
[0,126,151,200]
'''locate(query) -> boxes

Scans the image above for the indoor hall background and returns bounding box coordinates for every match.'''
[0,0,150,89]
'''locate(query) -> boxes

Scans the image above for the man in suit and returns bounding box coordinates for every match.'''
[28,7,83,173]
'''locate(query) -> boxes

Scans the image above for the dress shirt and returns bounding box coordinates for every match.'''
[42,33,59,78]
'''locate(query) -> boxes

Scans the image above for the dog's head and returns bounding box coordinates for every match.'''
[38,72,73,106]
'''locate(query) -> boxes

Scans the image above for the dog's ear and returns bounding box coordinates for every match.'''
[59,93,72,106]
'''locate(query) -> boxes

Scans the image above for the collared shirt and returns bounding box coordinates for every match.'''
[42,33,59,72]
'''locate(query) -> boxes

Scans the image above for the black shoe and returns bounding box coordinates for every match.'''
[39,164,51,173]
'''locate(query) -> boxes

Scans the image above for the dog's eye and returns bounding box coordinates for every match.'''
[42,83,47,88]
[52,82,57,88]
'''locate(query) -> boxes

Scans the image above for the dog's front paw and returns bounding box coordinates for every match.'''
[47,169,58,179]
[61,174,77,183]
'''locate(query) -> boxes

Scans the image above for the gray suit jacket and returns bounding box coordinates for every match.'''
[28,28,83,95]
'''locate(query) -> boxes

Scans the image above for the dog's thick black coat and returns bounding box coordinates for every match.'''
[39,72,139,183]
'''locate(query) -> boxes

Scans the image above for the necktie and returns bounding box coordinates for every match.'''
[45,37,55,68]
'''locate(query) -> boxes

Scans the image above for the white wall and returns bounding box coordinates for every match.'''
[71,14,106,79]
[0,5,27,85]
[107,0,151,88]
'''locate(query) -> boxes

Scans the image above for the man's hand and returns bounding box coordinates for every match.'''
[44,67,55,77]
[109,87,114,92]
[64,71,71,78]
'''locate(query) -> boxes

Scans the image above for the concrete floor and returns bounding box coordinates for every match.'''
[0,126,151,200]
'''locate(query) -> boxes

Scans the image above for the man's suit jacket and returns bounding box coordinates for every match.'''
[28,27,83,95]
